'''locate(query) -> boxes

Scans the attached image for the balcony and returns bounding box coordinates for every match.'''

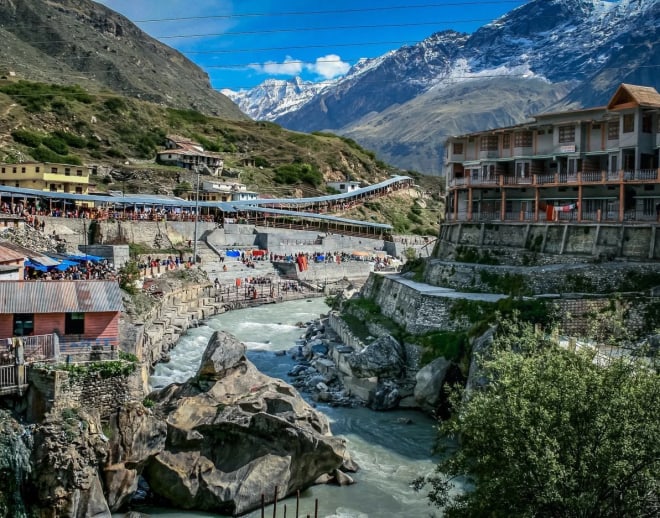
[448,169,660,189]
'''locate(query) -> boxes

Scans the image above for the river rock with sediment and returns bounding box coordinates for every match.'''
[145,330,357,515]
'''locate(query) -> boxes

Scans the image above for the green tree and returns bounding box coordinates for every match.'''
[415,321,660,517]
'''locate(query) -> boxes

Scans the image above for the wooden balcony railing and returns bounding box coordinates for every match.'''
[448,169,660,189]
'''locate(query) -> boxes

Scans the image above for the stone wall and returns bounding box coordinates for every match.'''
[26,367,143,421]
[423,260,660,295]
[79,244,130,267]
[437,222,660,264]
[274,261,374,284]
[360,275,474,334]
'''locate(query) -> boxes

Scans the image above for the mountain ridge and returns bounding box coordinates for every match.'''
[0,0,246,120]
[226,0,659,174]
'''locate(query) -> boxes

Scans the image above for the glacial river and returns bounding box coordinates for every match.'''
[146,298,440,518]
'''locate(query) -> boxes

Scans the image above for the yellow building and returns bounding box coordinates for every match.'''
[0,162,90,194]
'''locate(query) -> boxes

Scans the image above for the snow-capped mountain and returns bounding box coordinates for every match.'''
[226,0,659,173]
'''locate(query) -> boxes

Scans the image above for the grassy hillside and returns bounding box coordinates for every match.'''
[0,80,443,234]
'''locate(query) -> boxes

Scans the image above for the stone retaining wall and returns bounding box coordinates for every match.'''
[26,367,143,421]
[424,260,660,295]
[437,222,660,264]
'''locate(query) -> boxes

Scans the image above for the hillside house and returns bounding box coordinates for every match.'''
[444,83,660,223]
[327,181,362,194]
[182,180,258,202]
[0,162,90,194]
[156,135,224,175]
[0,280,123,350]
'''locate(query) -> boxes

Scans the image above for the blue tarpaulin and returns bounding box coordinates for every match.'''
[226,250,240,258]
[25,260,48,272]
[54,260,80,271]
[67,254,104,263]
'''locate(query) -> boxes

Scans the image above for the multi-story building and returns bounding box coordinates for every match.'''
[156,135,224,175]
[0,162,90,194]
[444,84,660,224]
[181,180,258,202]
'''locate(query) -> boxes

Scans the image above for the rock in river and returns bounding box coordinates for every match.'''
[146,331,356,516]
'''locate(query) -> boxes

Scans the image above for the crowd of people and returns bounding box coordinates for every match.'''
[24,259,117,281]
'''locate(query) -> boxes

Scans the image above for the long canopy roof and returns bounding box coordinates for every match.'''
[0,174,410,231]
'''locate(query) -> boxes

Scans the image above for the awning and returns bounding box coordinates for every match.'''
[30,256,60,267]
[67,254,104,263]
[24,260,48,272]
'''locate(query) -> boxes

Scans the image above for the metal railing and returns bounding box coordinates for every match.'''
[0,365,16,387]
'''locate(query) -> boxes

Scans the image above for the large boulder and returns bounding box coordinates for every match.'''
[347,335,404,379]
[414,357,452,411]
[103,403,167,511]
[146,331,355,516]
[29,408,111,518]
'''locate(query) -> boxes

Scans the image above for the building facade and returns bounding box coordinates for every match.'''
[0,280,123,348]
[0,162,90,194]
[182,180,258,202]
[327,181,362,194]
[444,84,660,224]
[156,135,224,175]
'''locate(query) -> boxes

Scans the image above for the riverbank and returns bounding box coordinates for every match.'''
[147,299,440,518]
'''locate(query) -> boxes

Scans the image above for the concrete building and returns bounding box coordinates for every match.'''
[0,162,90,194]
[156,135,224,175]
[444,84,660,224]
[183,180,258,203]
[327,181,362,194]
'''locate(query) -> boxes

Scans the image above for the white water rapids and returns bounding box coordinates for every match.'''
[144,298,441,518]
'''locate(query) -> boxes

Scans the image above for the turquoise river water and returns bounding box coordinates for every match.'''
[144,298,440,518]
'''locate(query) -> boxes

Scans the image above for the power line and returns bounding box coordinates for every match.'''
[1,64,659,97]
[155,18,518,40]
[133,1,526,23]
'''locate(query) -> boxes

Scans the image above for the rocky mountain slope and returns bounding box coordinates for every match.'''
[0,0,245,119]
[227,0,659,174]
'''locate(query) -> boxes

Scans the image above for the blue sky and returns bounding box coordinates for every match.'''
[97,0,529,91]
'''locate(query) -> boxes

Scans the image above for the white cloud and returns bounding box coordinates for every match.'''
[249,56,304,75]
[307,54,351,79]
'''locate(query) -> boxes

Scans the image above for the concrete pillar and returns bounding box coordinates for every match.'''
[479,223,486,246]
[618,225,626,257]
[541,224,549,253]
[650,225,657,260]
[591,225,601,257]
[559,225,569,255]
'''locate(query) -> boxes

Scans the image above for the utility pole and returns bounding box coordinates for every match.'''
[193,168,200,266]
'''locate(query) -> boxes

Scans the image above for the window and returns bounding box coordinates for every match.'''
[35,166,40,173]
[514,131,533,147]
[76,169,83,176]
[608,121,619,140]
[502,134,511,148]
[65,312,85,335]
[12,167,16,173]
[64,168,70,176]
[480,136,498,151]
[558,125,575,143]
[537,130,545,135]
[13,314,34,336]
[1,168,4,174]
[51,167,58,173]
[592,123,601,130]
[75,187,83,194]
[21,167,26,173]
[642,114,652,133]
[623,114,634,133]
[453,142,464,154]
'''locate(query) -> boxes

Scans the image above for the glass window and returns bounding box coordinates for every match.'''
[642,114,652,133]
[65,313,85,335]
[514,132,533,147]
[453,142,464,154]
[35,167,40,173]
[608,122,619,140]
[502,134,511,148]
[558,125,575,143]
[13,314,34,336]
[21,167,26,173]
[623,114,634,133]
[480,136,498,151]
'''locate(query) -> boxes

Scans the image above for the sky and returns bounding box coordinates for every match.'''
[96,0,529,92]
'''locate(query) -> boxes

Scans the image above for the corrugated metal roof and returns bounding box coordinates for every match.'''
[0,280,123,313]
[0,243,27,262]
[244,206,393,230]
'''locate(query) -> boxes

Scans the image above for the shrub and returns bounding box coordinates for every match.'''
[11,129,43,148]
[42,135,68,155]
